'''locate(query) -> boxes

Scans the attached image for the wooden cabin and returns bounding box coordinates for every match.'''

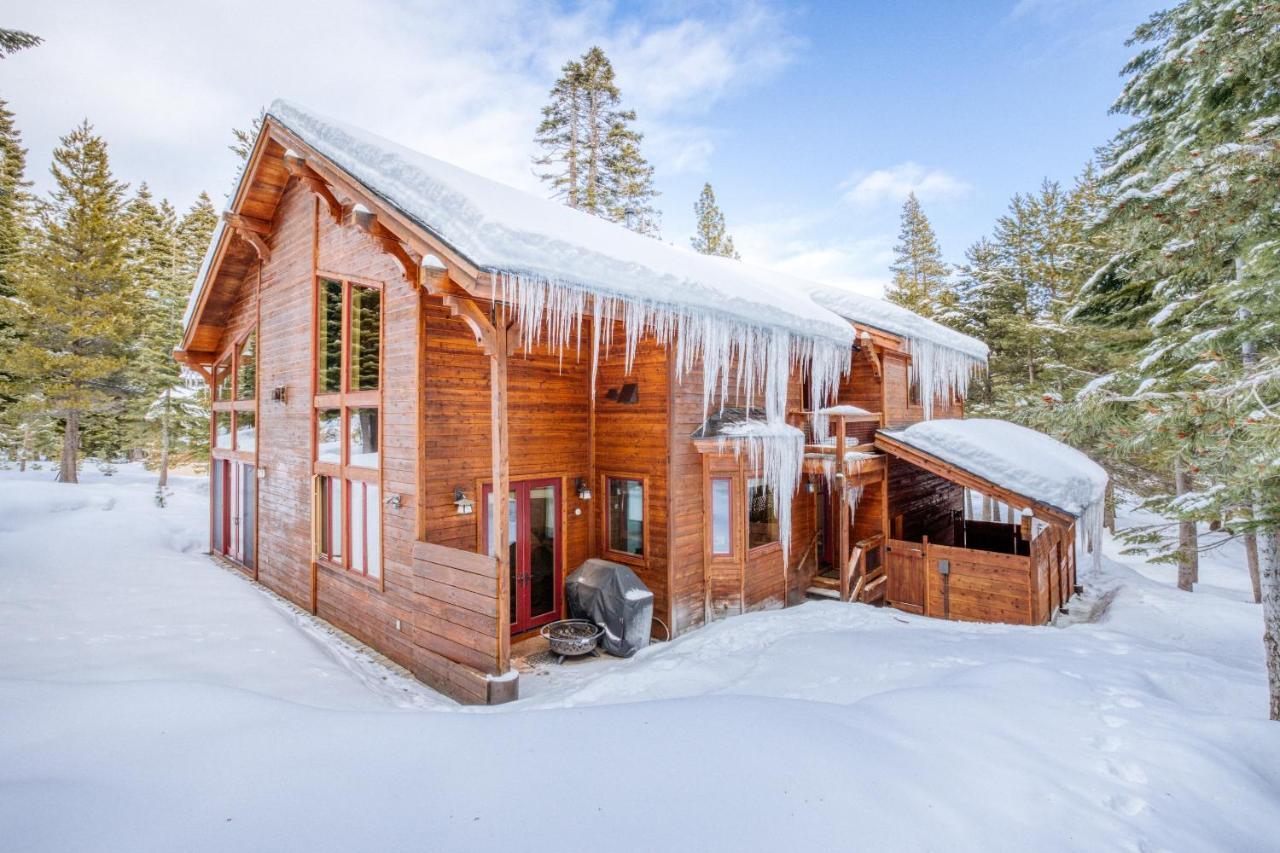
[176,101,1099,704]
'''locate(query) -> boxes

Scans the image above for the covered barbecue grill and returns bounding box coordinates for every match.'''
[564,559,653,657]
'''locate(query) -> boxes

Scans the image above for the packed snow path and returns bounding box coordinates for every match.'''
[1,466,1277,852]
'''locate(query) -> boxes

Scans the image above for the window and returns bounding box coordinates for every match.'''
[314,276,382,581]
[237,332,256,400]
[606,477,644,557]
[349,286,381,391]
[236,410,256,452]
[317,409,342,462]
[215,412,232,449]
[317,278,343,394]
[210,329,257,457]
[711,478,732,555]
[347,407,379,468]
[747,478,778,549]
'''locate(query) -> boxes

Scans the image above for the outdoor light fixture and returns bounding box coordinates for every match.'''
[453,487,474,515]
[575,477,592,500]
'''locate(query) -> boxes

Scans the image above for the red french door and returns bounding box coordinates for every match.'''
[212,458,255,569]
[484,478,562,634]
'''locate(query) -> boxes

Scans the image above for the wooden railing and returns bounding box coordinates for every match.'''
[787,409,884,454]
[840,533,884,602]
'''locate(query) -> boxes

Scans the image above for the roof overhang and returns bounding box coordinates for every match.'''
[874,429,1077,527]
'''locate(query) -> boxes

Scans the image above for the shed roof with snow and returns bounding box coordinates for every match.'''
[874,419,1108,526]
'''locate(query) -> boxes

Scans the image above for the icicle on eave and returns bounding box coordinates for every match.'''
[715,425,805,558]
[904,337,988,420]
[494,271,851,426]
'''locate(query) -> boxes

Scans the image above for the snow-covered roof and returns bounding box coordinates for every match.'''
[262,100,854,350]
[880,419,1108,521]
[808,287,988,362]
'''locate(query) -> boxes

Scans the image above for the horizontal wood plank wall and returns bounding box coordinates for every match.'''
[668,357,707,634]
[887,457,963,545]
[409,541,499,701]
[883,352,912,427]
[594,334,669,622]
[925,541,1034,624]
[837,347,882,412]
[421,300,591,568]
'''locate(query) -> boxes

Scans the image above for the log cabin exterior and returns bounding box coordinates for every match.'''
[176,102,1100,704]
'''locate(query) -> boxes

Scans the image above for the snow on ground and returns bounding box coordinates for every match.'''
[2,466,1278,852]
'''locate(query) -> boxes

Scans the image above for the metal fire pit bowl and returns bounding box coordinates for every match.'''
[539,619,604,664]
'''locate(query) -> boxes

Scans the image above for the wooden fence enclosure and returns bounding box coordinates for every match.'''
[885,526,1074,626]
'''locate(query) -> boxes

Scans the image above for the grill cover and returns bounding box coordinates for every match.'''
[564,559,653,657]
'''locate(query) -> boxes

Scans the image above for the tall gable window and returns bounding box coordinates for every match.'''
[314,276,383,581]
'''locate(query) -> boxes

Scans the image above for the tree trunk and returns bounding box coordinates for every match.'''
[1259,531,1280,721]
[18,421,31,473]
[1175,463,1197,591]
[1104,481,1116,535]
[158,389,171,488]
[1246,530,1262,605]
[58,410,79,484]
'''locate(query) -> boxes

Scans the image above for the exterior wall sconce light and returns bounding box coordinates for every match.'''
[453,486,474,515]
[575,477,592,500]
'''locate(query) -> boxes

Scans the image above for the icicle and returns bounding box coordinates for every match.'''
[904,336,986,419]
[715,421,805,557]
[491,271,851,427]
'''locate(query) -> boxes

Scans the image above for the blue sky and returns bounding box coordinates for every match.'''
[9,0,1163,295]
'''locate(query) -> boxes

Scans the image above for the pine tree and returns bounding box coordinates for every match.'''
[2,122,135,483]
[534,46,660,235]
[691,183,739,258]
[230,109,265,163]
[0,99,31,400]
[885,193,950,319]
[0,29,41,58]
[1063,0,1280,717]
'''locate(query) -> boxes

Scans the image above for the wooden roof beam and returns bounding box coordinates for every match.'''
[265,120,483,288]
[222,211,270,264]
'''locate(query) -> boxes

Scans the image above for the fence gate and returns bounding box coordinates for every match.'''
[885,538,925,613]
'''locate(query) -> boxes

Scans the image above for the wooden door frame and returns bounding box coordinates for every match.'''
[482,476,565,635]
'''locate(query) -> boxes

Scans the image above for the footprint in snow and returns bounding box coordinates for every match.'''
[1104,759,1149,785]
[1104,793,1149,816]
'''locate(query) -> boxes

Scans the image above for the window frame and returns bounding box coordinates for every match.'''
[312,274,384,586]
[211,326,259,463]
[709,476,735,557]
[601,473,649,566]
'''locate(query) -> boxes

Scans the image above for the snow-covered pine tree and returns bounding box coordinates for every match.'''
[885,192,950,319]
[0,28,41,57]
[535,46,660,235]
[691,182,739,258]
[0,99,32,399]
[1067,0,1280,717]
[4,122,135,483]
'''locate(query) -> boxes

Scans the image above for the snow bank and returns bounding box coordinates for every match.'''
[888,419,1108,567]
[3,472,1278,853]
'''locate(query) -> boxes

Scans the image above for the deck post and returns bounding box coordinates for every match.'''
[491,315,511,678]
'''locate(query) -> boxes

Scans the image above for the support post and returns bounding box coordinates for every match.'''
[491,318,511,677]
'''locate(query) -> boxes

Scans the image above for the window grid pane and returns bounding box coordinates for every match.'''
[215,411,232,449]
[236,410,256,452]
[237,332,256,400]
[349,286,380,392]
[747,478,778,549]
[347,407,379,468]
[317,409,341,463]
[317,278,343,394]
[711,478,732,555]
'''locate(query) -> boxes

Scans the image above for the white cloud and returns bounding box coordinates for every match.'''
[7,0,796,207]
[733,217,894,297]
[840,162,971,208]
